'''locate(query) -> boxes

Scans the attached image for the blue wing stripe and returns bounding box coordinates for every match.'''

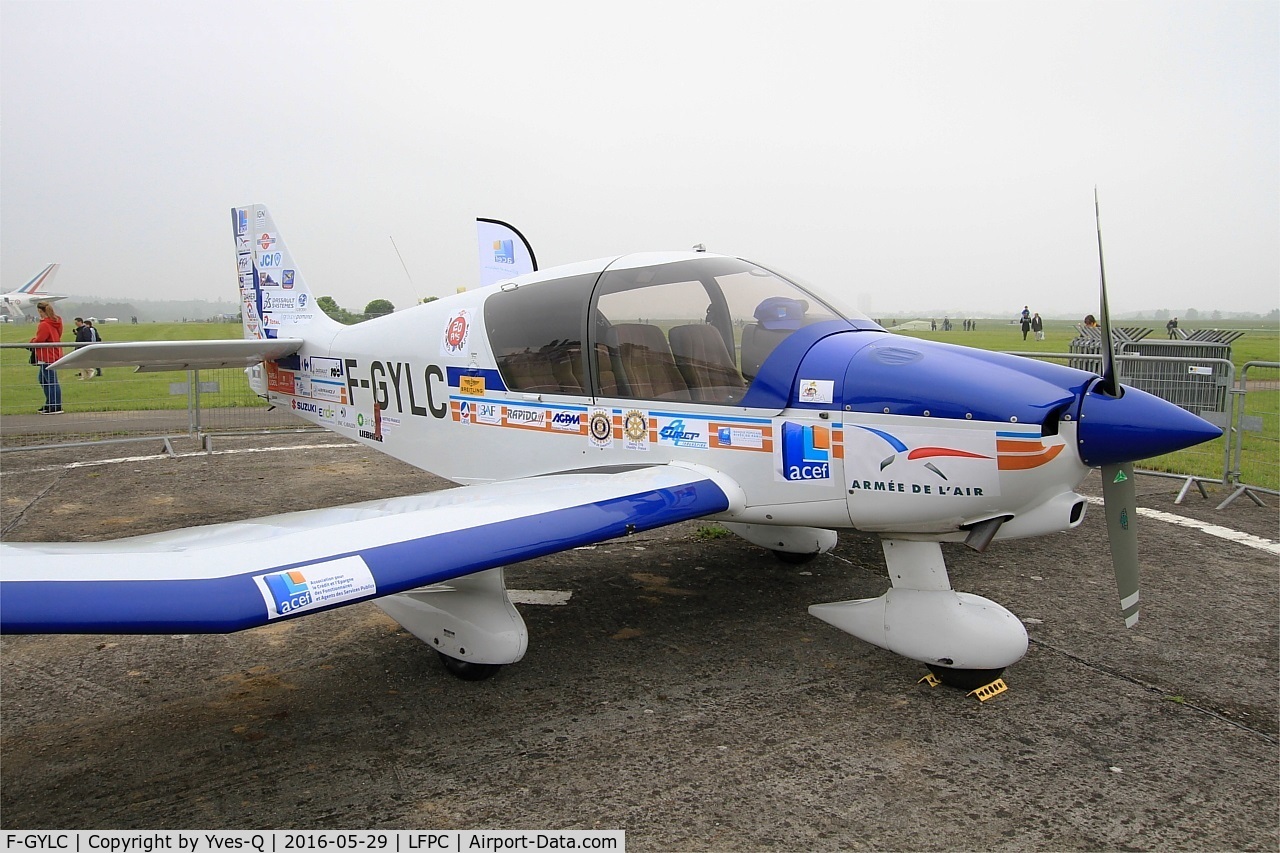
[1,478,728,634]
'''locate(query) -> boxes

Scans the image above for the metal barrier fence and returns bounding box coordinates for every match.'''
[1218,360,1279,510]
[0,342,317,452]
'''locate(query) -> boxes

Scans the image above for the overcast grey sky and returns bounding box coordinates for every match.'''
[2,1,1276,318]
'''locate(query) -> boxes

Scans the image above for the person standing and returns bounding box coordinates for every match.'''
[85,319,103,376]
[1020,312,1032,341]
[1031,312,1044,341]
[73,317,94,379]
[30,301,64,414]
[1167,317,1179,339]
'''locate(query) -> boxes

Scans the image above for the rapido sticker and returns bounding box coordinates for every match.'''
[589,408,613,448]
[441,309,471,357]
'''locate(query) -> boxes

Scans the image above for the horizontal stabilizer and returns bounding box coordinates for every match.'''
[49,338,304,373]
[0,466,732,634]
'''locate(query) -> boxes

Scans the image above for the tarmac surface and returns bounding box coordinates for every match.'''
[1,434,1276,850]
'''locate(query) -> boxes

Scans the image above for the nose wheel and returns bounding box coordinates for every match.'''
[772,549,819,565]
[925,664,1005,691]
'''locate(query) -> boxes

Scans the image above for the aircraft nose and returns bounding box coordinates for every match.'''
[1075,383,1223,467]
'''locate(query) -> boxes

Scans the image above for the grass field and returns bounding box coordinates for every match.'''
[2,318,1276,491]
[0,321,260,415]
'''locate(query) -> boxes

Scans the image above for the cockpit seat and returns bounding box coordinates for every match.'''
[741,296,808,381]
[669,324,746,403]
[606,323,691,401]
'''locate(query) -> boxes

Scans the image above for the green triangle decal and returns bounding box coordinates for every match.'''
[1113,470,1128,484]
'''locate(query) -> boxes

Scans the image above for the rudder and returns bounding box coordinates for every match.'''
[232,204,341,341]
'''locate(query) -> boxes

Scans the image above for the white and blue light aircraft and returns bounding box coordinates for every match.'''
[2,263,64,319]
[1,204,1221,689]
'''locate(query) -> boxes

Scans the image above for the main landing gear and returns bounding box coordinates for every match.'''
[436,652,504,681]
[376,567,527,682]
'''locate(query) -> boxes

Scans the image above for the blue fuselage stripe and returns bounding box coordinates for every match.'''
[1,479,728,635]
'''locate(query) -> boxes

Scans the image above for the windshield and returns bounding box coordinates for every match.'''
[590,256,870,404]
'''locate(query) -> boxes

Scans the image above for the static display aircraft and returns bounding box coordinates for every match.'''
[2,263,65,319]
[0,204,1221,691]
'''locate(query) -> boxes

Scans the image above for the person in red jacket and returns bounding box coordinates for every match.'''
[29,301,64,414]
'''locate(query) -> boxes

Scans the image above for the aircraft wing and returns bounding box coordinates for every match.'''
[49,338,304,373]
[0,465,737,634]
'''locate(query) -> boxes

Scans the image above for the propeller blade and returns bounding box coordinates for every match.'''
[1094,189,1122,398]
[1101,462,1140,627]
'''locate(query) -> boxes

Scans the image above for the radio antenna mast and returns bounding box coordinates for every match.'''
[389,236,415,290]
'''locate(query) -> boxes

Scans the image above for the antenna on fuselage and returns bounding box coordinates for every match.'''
[390,235,416,290]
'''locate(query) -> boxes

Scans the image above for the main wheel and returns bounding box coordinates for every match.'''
[925,664,1005,691]
[437,650,502,681]
[772,549,819,565]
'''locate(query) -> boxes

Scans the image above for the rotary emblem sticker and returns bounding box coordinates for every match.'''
[623,409,650,451]
[589,408,613,448]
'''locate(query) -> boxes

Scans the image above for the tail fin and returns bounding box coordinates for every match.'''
[17,263,60,294]
[232,205,342,341]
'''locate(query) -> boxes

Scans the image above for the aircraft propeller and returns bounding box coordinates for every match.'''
[1093,189,1141,628]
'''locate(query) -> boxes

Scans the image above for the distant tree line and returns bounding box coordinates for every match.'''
[317,297,396,324]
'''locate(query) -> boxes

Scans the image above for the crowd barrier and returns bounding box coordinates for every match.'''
[0,342,319,453]
[2,344,1275,511]
[1218,360,1279,509]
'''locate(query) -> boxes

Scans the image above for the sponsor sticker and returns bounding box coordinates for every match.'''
[550,410,584,432]
[715,426,765,449]
[306,356,344,381]
[505,406,546,428]
[844,423,1000,496]
[656,416,708,449]
[780,422,832,481]
[477,401,502,424]
[460,375,485,396]
[441,309,471,356]
[290,399,336,421]
[265,362,294,394]
[589,408,613,448]
[255,556,377,619]
[263,293,300,312]
[798,379,835,405]
[623,409,650,451]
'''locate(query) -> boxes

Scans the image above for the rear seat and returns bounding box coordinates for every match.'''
[606,323,691,401]
[669,324,746,403]
[497,344,584,394]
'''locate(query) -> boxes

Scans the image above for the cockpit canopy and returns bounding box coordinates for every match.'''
[484,253,878,405]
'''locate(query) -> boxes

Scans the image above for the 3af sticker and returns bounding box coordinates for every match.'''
[589,408,613,448]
